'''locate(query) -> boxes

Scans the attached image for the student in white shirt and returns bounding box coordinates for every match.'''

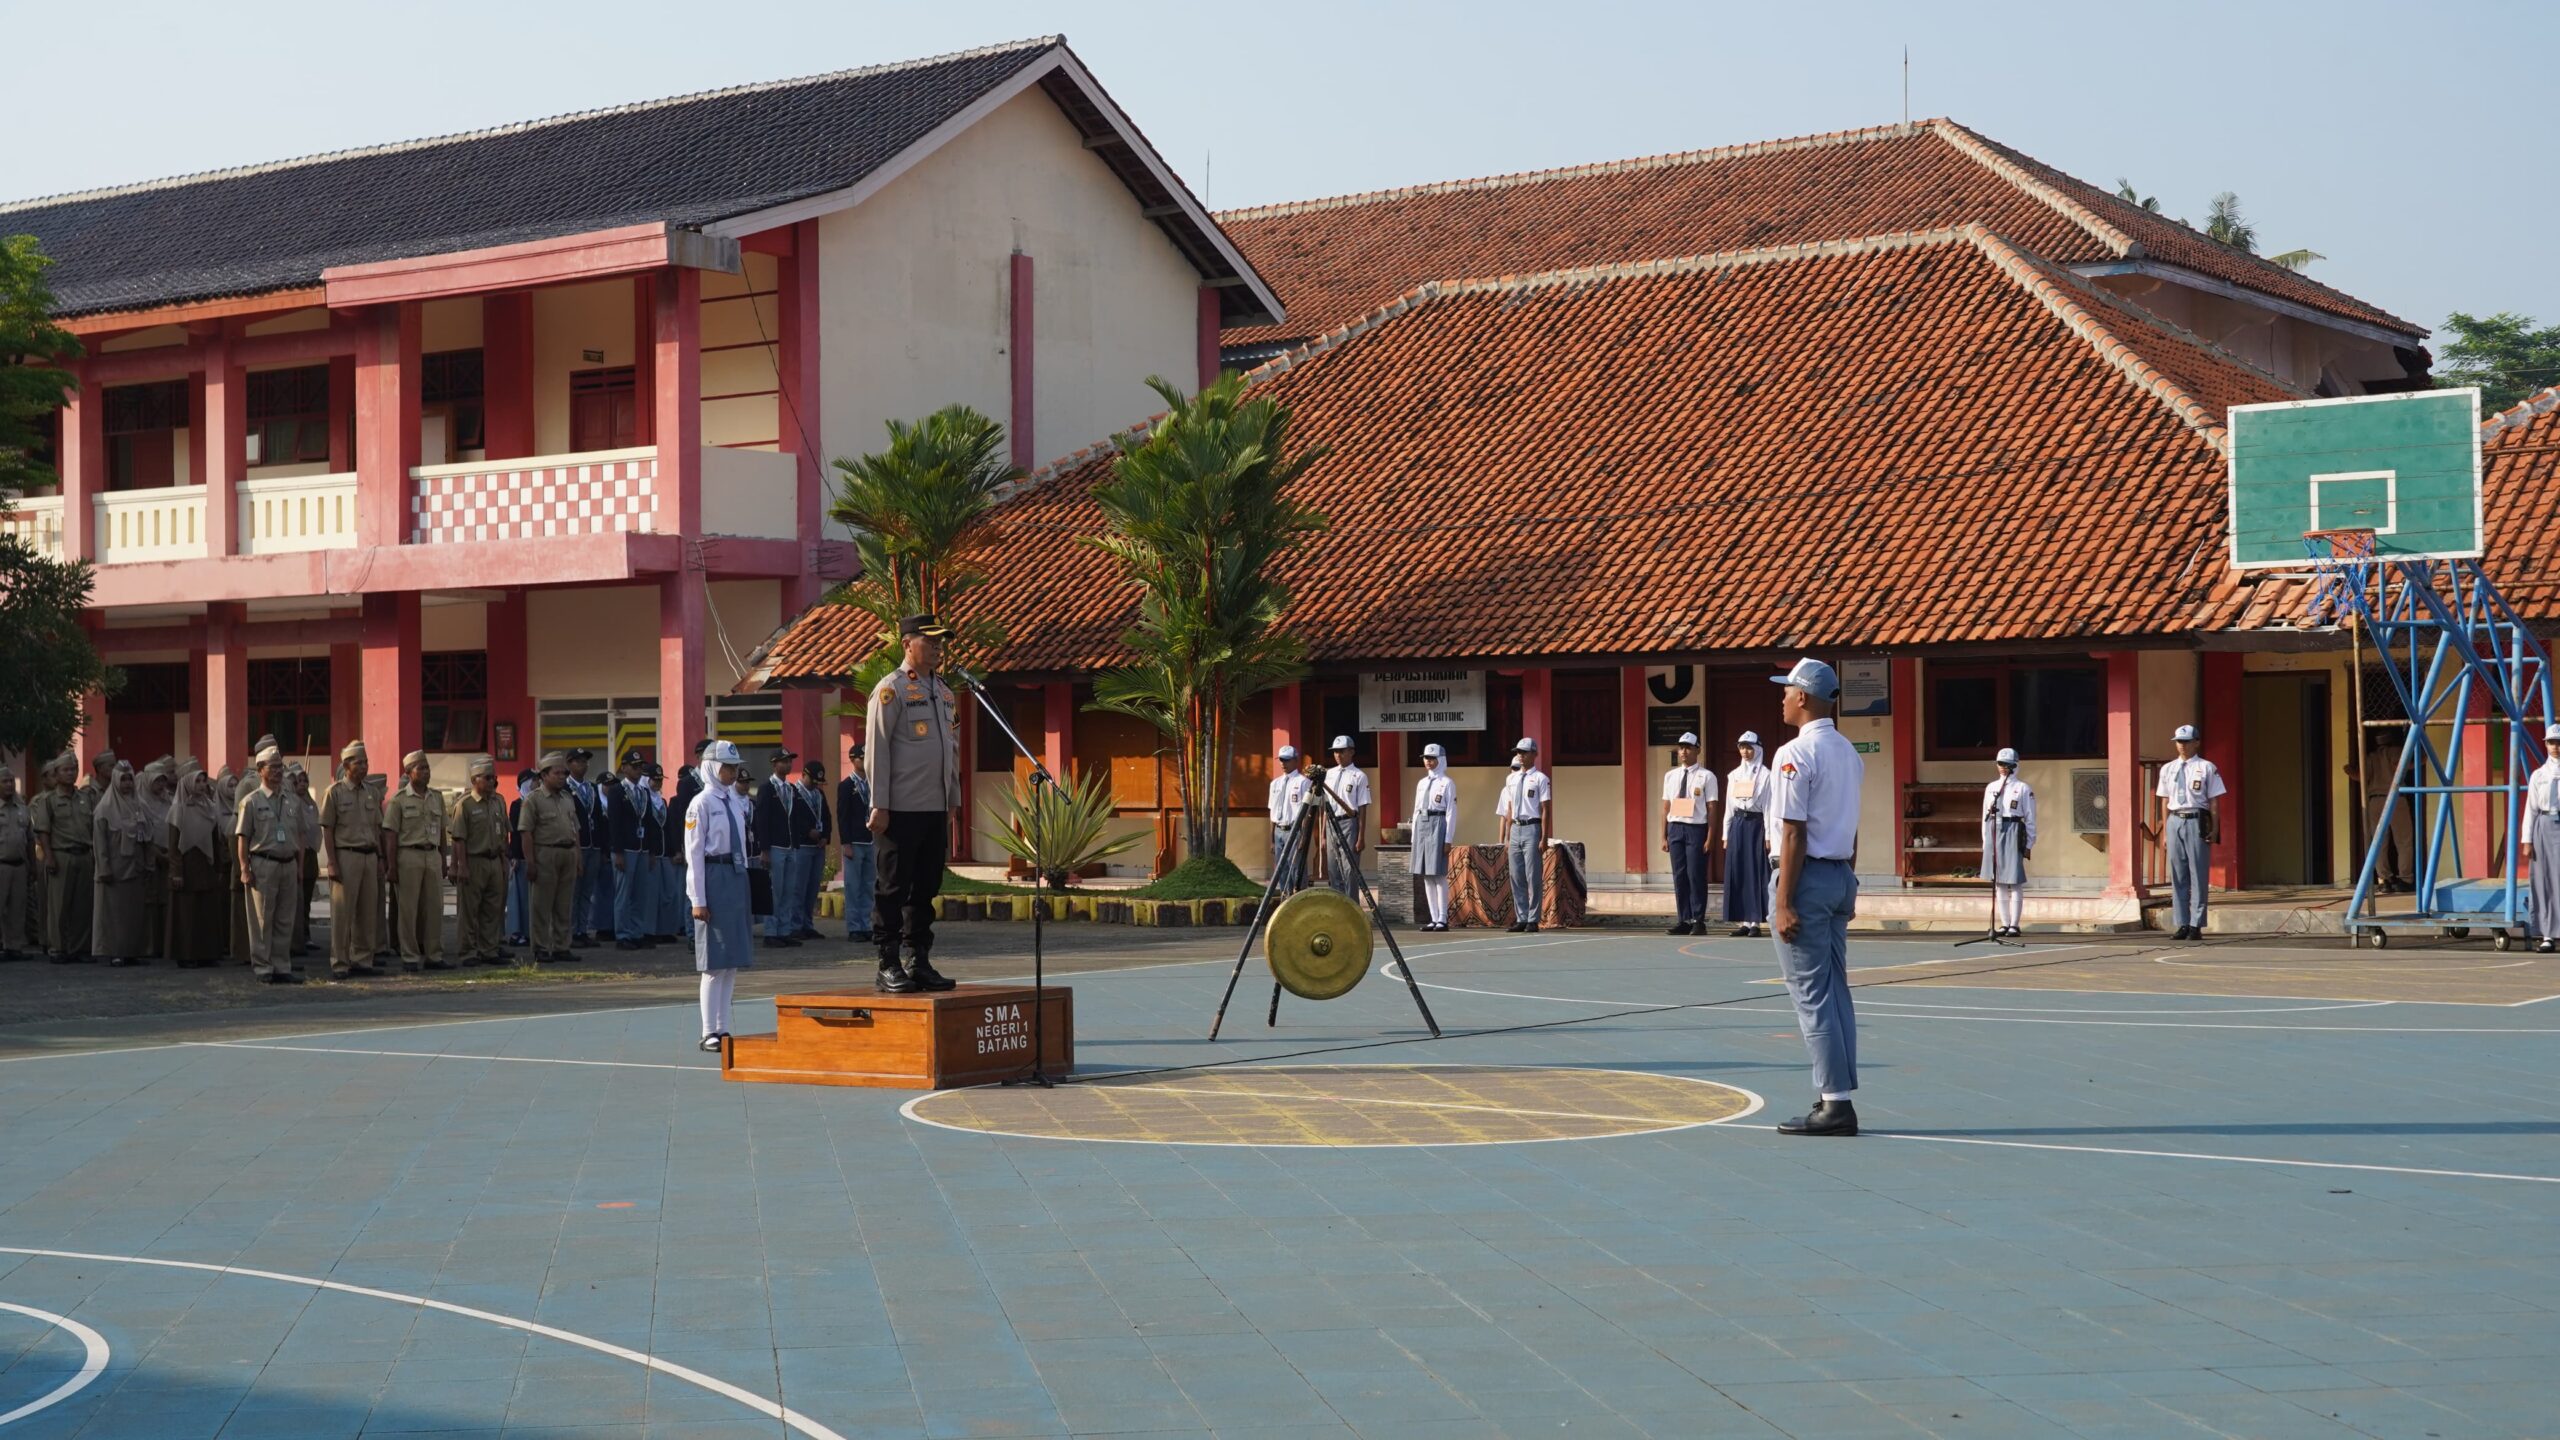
[1410,743,1457,931]
[1266,745,1311,895]
[1979,747,2037,937]
[2145,724,2225,940]
[1662,731,1717,936]
[2525,723,2560,954]
[1323,735,1372,899]
[1723,731,1772,936]
[1495,737,1553,933]
[1766,658,1866,1138]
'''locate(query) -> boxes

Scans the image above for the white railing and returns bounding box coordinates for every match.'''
[94,486,206,563]
[409,446,660,543]
[0,496,64,560]
[700,446,798,539]
[239,473,359,555]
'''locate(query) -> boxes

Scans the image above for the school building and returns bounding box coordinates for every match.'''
[748,122,2559,917]
[4,37,1275,788]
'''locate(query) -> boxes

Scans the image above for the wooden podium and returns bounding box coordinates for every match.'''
[722,984,1073,1089]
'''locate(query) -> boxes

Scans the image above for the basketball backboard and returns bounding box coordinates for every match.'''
[2226,389,2481,570]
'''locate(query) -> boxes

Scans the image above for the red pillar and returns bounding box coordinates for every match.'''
[1379,733,1403,828]
[2202,652,2245,889]
[1620,665,1648,875]
[202,333,244,557]
[1270,681,1301,773]
[480,293,535,461]
[328,642,362,759]
[2460,682,2493,874]
[632,277,657,447]
[1523,668,1555,836]
[776,222,827,768]
[1891,658,1919,880]
[187,646,208,762]
[187,366,208,492]
[1197,286,1222,392]
[654,268,707,769]
[486,593,529,791]
[355,303,421,550]
[76,615,108,768]
[2104,650,2144,899]
[205,603,250,772]
[1009,252,1035,471]
[327,354,356,472]
[59,369,101,561]
[361,592,422,761]
[1042,682,1073,779]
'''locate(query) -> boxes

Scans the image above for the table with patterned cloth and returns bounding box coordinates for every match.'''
[1447,842,1586,928]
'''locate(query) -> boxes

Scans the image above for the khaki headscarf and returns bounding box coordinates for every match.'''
[93,762,154,864]
[174,761,223,862]
[138,757,176,831]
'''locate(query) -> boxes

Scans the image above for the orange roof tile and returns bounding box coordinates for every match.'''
[1217,120,2418,349]
[754,226,2306,685]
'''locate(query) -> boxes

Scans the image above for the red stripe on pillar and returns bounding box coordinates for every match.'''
[361,592,423,762]
[206,605,249,772]
[2202,652,2244,889]
[1891,658,1919,881]
[59,371,101,562]
[655,268,707,769]
[1621,665,1649,874]
[1009,253,1035,471]
[203,333,244,557]
[2105,651,2143,899]
[355,304,420,550]
[486,593,529,796]
[480,294,535,461]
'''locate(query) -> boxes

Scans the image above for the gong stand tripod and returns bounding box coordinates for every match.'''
[957,670,1059,1088]
[1208,768,1442,1040]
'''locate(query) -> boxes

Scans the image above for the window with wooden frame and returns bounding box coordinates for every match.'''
[1925,660,2105,761]
[104,379,186,490]
[422,349,486,454]
[246,365,332,467]
[1551,668,1623,766]
[422,650,489,751]
[248,657,333,756]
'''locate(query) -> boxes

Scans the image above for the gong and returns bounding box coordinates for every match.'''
[1265,889,1374,1000]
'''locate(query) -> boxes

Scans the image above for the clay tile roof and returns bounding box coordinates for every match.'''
[754,225,2305,685]
[1217,119,2418,348]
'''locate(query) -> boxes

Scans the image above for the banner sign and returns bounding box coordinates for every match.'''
[1839,658,1892,718]
[1359,670,1486,730]
[1646,706,1701,746]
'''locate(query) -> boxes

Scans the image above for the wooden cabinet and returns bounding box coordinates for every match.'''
[1900,781,1985,886]
[723,985,1072,1089]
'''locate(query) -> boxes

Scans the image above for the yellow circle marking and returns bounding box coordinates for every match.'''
[904,1064,1761,1148]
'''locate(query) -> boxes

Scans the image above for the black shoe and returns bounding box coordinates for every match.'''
[876,962,919,994]
[793,928,823,942]
[615,939,642,951]
[1666,922,1690,936]
[908,958,957,992]
[424,960,454,971]
[1505,922,1526,933]
[1776,1100,1858,1136]
[551,950,579,964]
[263,971,306,986]
[848,930,872,943]
[1524,923,1539,935]
[2537,939,2555,954]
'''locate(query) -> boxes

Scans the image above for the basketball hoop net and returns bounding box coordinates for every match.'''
[2303,527,2378,563]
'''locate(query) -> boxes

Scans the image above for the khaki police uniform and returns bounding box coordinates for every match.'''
[519,780,584,955]
[30,779,95,959]
[451,782,510,963]
[0,785,30,956]
[320,770,385,974]
[385,777,450,969]
[235,781,305,977]
[862,662,961,969]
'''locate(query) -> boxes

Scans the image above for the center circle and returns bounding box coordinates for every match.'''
[903,1064,1762,1148]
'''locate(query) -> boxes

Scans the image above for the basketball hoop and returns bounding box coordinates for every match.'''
[2303,527,2378,563]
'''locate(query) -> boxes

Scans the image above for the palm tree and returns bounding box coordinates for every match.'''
[1084,373,1328,861]
[2204,192,2257,252]
[2114,179,2162,214]
[2263,248,2325,273]
[824,404,1018,687]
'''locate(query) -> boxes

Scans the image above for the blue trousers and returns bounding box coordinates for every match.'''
[573,848,603,937]
[767,847,810,937]
[613,851,656,942]
[1773,858,1858,1094]
[841,843,876,937]
[656,856,686,937]
[1508,823,1544,924]
[505,860,528,943]
[2167,814,2211,930]
[1667,821,1710,923]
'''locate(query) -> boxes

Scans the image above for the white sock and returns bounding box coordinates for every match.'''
[1425,878,1448,923]
[1822,1092,1851,1102]
[699,973,720,1038]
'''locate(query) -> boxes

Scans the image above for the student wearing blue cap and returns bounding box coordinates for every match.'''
[1661,732,1717,936]
[1266,745,1312,895]
[1766,657,1866,1136]
[1495,737,1553,932]
[2145,724,2224,940]
[1980,747,2036,938]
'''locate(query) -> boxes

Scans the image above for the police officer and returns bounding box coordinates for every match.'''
[1980,747,2036,938]
[0,766,28,962]
[319,741,384,978]
[1494,738,1552,933]
[863,614,961,994]
[796,759,831,941]
[1766,657,1865,1137]
[566,748,607,946]
[235,746,307,985]
[644,763,680,942]
[520,752,584,963]
[2524,723,2560,955]
[450,756,511,965]
[838,741,875,942]
[1322,735,1371,897]
[1662,732,1717,936]
[751,748,809,948]
[2151,724,2225,941]
[505,767,536,948]
[1410,743,1456,931]
[1266,745,1311,895]
[385,750,452,971]
[31,751,94,963]
[607,748,654,951]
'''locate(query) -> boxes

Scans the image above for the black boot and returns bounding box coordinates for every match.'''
[1776,1099,1858,1137]
[907,957,957,992]
[876,959,919,993]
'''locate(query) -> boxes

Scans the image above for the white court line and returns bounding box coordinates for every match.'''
[1832,1011,2560,1033]
[1866,1132,2560,1186]
[0,1247,851,1440]
[192,1041,705,1072]
[1861,999,2391,1016]
[0,1300,111,1426]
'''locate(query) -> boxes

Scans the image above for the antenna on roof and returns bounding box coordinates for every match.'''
[1902,46,1910,126]
[1205,149,1213,207]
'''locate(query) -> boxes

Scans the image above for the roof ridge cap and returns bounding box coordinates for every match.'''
[1211,120,1935,222]
[2483,382,2560,440]
[1963,225,2230,453]
[1426,229,1971,296]
[1928,121,2139,260]
[0,35,1062,216]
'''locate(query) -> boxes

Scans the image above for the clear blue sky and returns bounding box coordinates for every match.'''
[9,0,2549,338]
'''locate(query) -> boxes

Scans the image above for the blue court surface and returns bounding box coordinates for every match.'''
[3,930,2556,1438]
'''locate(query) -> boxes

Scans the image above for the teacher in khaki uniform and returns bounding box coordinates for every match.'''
[449,757,511,965]
[1766,657,1866,1138]
[0,766,30,962]
[520,752,584,963]
[235,747,308,984]
[864,614,962,995]
[385,751,453,971]
[319,740,385,978]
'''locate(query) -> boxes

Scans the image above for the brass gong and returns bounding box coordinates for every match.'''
[1265,889,1374,1000]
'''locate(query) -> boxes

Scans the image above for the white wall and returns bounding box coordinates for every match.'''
[526,580,781,698]
[532,279,640,455]
[817,87,1201,516]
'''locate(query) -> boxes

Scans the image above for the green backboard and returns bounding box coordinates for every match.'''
[2226,389,2482,570]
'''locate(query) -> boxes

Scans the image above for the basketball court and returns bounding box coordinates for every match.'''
[3,924,2555,1438]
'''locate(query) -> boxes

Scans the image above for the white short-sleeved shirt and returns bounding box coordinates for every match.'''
[2529,759,2560,817]
[1982,775,2037,848]
[1765,718,1864,860]
[1411,772,1456,834]
[1497,767,1552,822]
[1662,764,1717,824]
[1326,763,1372,813]
[1268,771,1311,826]
[2156,755,2227,813]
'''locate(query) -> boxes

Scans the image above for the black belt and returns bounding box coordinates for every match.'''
[542,842,577,851]
[1810,855,1853,864]
[0,858,22,866]
[337,846,375,854]
[2172,809,2210,819]
[472,851,503,859]
[254,852,296,862]
[54,846,90,855]
[1512,819,1542,827]
[402,844,439,851]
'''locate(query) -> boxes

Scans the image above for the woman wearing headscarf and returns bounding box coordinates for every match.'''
[166,761,230,967]
[139,758,175,957]
[286,763,322,955]
[215,765,249,965]
[91,762,157,965]
[1722,731,1773,938]
[686,741,755,1051]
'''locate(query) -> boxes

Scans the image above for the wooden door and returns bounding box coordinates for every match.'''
[569,368,638,453]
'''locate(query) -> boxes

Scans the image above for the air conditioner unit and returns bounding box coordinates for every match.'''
[2070,768,2108,834]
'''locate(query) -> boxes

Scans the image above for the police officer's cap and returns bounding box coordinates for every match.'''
[1276,744,1300,761]
[566,747,592,761]
[804,760,826,779]
[692,739,711,756]
[847,740,865,758]
[469,755,498,778]
[1675,732,1699,747]
[401,749,430,772]
[254,745,284,767]
[1771,656,1841,701]
[772,747,797,763]
[1421,743,1446,759]
[1996,747,2020,766]
[2173,723,2199,742]
[898,614,950,639]
[339,739,367,762]
[621,747,647,768]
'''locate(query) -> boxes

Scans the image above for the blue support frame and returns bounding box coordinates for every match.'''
[2307,538,2554,942]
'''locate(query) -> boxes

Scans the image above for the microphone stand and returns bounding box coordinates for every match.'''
[954,668,1057,1088]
